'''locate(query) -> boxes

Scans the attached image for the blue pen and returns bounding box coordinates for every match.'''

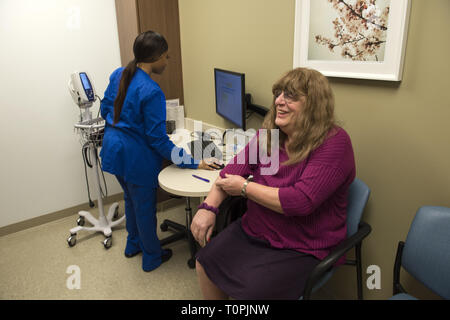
[192,174,210,183]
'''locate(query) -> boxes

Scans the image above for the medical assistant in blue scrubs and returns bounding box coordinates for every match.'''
[99,31,216,272]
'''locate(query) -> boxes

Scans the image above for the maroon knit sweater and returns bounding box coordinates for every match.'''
[219,127,355,264]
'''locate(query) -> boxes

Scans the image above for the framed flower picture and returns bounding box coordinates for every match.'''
[293,0,411,81]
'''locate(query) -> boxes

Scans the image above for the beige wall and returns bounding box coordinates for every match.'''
[179,0,450,299]
[179,0,296,129]
[0,0,122,228]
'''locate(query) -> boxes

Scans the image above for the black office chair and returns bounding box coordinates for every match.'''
[160,197,198,269]
[216,178,372,299]
[301,178,372,300]
[390,206,450,300]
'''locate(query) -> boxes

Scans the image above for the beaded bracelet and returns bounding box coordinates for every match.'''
[197,202,220,215]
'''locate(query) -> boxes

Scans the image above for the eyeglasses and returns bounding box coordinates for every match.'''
[274,91,298,104]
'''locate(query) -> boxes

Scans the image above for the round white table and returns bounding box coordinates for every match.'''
[158,164,220,197]
[158,164,220,268]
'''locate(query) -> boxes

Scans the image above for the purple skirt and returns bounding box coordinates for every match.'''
[195,219,320,300]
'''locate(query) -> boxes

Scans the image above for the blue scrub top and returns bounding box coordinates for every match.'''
[100,67,198,187]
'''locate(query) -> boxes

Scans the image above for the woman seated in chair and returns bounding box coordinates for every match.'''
[190,67,356,300]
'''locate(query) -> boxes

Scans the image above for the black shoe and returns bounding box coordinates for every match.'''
[142,249,173,272]
[161,249,173,263]
[124,250,141,258]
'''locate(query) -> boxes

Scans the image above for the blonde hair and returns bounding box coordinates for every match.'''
[262,68,337,166]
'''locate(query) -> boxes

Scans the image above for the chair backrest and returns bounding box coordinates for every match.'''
[402,206,450,299]
[346,178,370,237]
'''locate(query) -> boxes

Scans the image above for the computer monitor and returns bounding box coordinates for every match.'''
[214,68,246,130]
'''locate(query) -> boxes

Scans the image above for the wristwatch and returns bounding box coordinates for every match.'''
[241,175,254,198]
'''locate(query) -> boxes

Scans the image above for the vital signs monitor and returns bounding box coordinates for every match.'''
[68,71,96,107]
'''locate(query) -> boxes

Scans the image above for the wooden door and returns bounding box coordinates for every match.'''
[136,0,184,105]
[115,0,139,67]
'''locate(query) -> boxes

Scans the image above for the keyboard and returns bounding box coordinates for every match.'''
[188,139,222,161]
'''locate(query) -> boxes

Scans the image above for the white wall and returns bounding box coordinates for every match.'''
[0,0,122,227]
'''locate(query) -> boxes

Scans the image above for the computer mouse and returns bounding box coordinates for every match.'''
[213,162,225,169]
[208,162,225,170]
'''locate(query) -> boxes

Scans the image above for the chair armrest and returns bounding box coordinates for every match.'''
[302,222,372,299]
[393,241,407,295]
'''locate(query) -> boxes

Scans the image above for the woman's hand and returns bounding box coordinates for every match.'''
[215,173,246,196]
[198,158,222,170]
[190,209,216,247]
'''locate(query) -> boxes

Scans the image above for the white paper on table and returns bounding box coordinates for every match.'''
[166,105,185,129]
[166,98,180,108]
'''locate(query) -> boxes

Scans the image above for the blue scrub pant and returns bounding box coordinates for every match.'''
[116,176,162,271]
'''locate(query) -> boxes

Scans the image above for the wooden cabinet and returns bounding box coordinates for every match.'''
[115,0,183,203]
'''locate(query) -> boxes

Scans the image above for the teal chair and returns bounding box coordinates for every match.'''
[390,206,450,300]
[302,178,372,300]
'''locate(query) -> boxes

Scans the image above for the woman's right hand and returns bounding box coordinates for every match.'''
[190,209,216,247]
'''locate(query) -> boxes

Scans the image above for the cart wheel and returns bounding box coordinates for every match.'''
[160,222,169,232]
[103,236,112,249]
[187,258,196,269]
[77,216,85,226]
[67,234,77,247]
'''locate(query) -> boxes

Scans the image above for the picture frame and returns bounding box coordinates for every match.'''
[293,0,411,81]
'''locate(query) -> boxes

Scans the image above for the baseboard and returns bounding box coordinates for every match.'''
[0,193,194,238]
[0,193,124,237]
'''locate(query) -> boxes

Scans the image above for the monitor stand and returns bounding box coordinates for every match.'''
[245,93,268,117]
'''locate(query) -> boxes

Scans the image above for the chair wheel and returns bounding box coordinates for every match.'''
[160,222,169,232]
[103,236,112,249]
[187,258,196,269]
[67,234,77,247]
[77,216,85,226]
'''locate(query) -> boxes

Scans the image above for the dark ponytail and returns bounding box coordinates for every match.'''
[113,58,137,124]
[113,31,168,125]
